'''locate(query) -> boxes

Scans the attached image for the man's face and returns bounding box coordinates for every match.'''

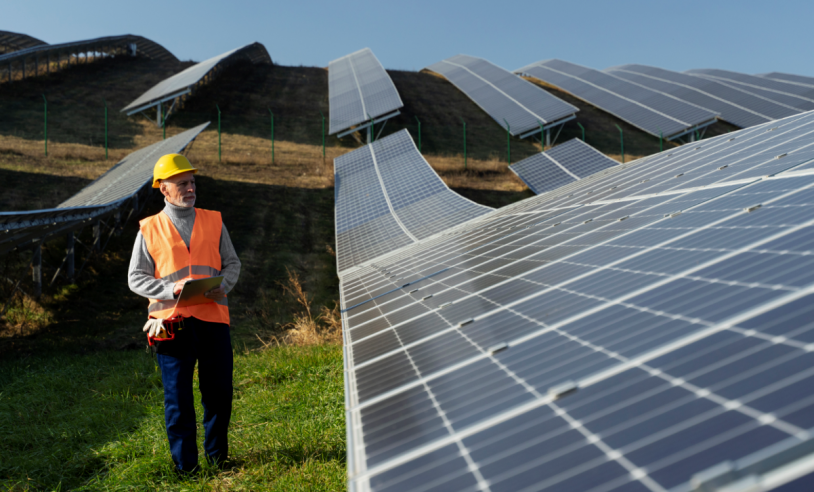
[160,171,196,208]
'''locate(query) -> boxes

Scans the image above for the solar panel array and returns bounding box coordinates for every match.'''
[606,64,799,129]
[510,138,619,195]
[425,55,579,137]
[516,59,719,139]
[0,123,209,256]
[340,110,814,492]
[760,72,814,88]
[329,48,403,136]
[0,34,177,65]
[122,43,271,114]
[334,129,492,275]
[687,69,814,112]
[0,30,47,55]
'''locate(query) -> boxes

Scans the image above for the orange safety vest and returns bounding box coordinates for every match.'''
[139,208,230,325]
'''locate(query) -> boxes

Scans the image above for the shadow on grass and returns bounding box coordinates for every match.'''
[0,166,92,212]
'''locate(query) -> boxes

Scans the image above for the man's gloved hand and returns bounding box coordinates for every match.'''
[142,318,165,338]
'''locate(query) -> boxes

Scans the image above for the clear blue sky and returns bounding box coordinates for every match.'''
[5,0,814,76]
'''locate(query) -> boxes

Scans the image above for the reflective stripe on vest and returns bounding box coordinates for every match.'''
[139,208,230,325]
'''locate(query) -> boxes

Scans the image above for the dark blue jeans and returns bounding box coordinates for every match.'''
[156,317,233,472]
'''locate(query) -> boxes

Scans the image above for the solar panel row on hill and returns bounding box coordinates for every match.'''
[517,59,719,140]
[339,109,814,492]
[122,43,271,119]
[760,72,814,88]
[0,123,209,256]
[0,30,47,55]
[425,55,579,138]
[0,34,177,66]
[335,129,491,274]
[688,68,814,112]
[329,48,403,138]
[606,64,799,128]
[510,138,619,195]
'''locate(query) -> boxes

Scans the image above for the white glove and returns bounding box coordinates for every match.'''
[142,318,165,338]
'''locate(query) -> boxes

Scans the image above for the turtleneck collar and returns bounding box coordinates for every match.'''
[163,198,195,219]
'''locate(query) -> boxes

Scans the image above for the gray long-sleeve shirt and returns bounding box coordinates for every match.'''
[128,199,241,301]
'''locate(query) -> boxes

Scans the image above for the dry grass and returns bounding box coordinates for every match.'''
[254,267,342,347]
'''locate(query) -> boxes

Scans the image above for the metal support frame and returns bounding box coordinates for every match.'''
[336,110,401,139]
[666,119,716,142]
[517,114,577,139]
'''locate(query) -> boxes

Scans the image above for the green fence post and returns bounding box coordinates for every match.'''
[414,115,421,152]
[577,122,585,142]
[615,124,624,163]
[268,108,274,163]
[503,118,511,165]
[322,112,326,158]
[216,104,222,162]
[459,116,466,169]
[104,100,108,159]
[42,94,47,156]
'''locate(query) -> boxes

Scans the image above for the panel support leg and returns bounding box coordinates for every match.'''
[93,221,101,252]
[66,232,75,282]
[32,245,42,298]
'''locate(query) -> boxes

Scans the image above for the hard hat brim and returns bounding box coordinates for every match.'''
[152,167,198,188]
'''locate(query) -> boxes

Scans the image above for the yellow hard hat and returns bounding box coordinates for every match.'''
[152,154,197,188]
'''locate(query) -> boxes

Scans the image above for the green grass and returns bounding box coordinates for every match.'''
[0,345,345,491]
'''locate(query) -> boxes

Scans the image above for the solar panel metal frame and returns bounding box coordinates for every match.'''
[424,54,579,138]
[0,123,209,256]
[510,138,619,194]
[606,64,800,129]
[328,48,404,136]
[516,59,720,140]
[121,43,271,115]
[339,109,814,492]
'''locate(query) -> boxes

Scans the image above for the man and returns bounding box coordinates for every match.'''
[128,153,241,474]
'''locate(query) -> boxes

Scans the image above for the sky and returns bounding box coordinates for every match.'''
[4,0,814,76]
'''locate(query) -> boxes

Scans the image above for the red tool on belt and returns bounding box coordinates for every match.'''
[144,315,184,346]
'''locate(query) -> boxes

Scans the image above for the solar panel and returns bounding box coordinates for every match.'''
[515,59,719,140]
[607,64,800,128]
[0,34,177,66]
[759,72,814,88]
[328,48,403,136]
[340,109,814,492]
[335,129,492,275]
[510,138,619,194]
[0,123,209,256]
[0,30,47,54]
[122,43,271,115]
[687,69,814,112]
[424,55,579,138]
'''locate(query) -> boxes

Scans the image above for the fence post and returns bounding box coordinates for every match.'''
[268,109,274,163]
[503,119,511,165]
[322,111,326,158]
[104,100,108,159]
[414,116,421,152]
[459,116,466,169]
[615,124,624,163]
[577,122,585,142]
[216,104,222,161]
[42,94,47,156]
